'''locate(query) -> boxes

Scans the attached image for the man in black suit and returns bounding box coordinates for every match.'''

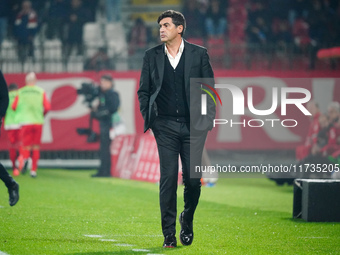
[0,70,19,206]
[138,10,215,248]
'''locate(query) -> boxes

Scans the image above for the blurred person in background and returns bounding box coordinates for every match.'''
[322,102,340,179]
[12,72,51,178]
[82,0,99,22]
[310,114,335,157]
[0,0,10,47]
[182,0,206,39]
[295,100,320,160]
[292,16,311,52]
[0,70,19,206]
[271,19,293,54]
[84,47,111,71]
[327,101,340,126]
[246,1,271,62]
[45,0,68,40]
[128,18,152,55]
[105,0,122,23]
[298,102,340,177]
[204,0,227,39]
[7,0,21,39]
[322,101,340,156]
[246,16,270,47]
[31,0,46,19]
[63,0,89,57]
[4,83,21,176]
[91,74,120,177]
[289,0,309,24]
[248,1,270,25]
[307,0,329,69]
[13,0,39,63]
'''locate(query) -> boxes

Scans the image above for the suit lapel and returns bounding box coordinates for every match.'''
[155,45,165,88]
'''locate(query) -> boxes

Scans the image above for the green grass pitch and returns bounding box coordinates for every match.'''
[0,169,339,255]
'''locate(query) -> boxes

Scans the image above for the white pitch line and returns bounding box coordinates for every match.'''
[100,239,117,242]
[132,249,151,252]
[84,235,103,238]
[0,206,4,208]
[0,251,10,255]
[111,234,162,237]
[146,253,165,255]
[298,237,330,239]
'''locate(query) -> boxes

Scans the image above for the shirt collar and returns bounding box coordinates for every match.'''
[164,39,184,56]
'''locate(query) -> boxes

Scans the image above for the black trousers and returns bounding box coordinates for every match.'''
[98,123,112,176]
[0,163,15,188]
[152,118,207,237]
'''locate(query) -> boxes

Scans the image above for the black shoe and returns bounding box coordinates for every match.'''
[179,212,194,246]
[163,234,177,248]
[8,182,19,206]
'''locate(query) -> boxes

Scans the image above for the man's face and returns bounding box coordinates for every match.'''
[100,79,112,91]
[159,17,182,43]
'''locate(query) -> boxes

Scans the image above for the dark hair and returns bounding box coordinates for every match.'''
[157,10,186,37]
[8,83,18,91]
[101,74,113,82]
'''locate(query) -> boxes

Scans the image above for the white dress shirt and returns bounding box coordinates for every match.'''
[164,39,184,69]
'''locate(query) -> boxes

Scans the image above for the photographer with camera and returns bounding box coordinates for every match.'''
[91,74,120,177]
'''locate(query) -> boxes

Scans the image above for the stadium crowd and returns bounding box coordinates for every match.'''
[0,0,121,63]
[1,0,339,70]
[183,0,340,69]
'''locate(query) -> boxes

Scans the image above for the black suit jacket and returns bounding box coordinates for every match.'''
[137,40,216,133]
[0,70,9,118]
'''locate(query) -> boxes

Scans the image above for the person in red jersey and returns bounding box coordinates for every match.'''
[12,72,51,178]
[3,83,21,176]
[295,100,320,160]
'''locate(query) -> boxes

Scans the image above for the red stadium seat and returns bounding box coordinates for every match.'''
[317,49,332,59]
[317,47,340,59]
[330,47,340,58]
